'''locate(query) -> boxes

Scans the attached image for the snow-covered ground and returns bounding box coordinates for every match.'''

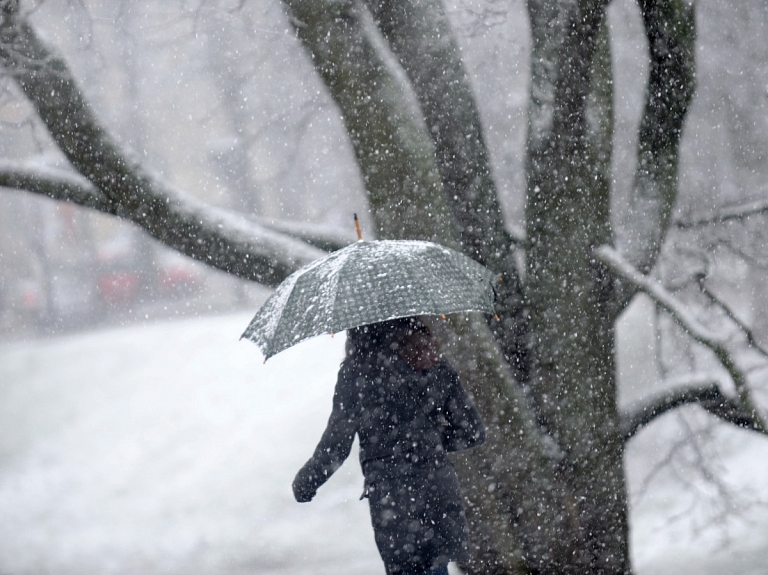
[0,312,766,574]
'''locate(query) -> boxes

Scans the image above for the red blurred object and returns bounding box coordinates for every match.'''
[97,271,140,306]
[158,264,201,295]
[21,286,40,309]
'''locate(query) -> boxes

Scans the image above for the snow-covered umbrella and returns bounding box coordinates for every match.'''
[241,238,498,360]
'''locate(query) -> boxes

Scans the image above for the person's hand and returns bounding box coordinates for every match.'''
[292,471,316,503]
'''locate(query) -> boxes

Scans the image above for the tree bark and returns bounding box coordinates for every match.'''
[281,0,454,243]
[525,0,631,572]
[615,0,696,277]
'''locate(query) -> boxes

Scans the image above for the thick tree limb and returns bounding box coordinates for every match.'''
[0,18,327,285]
[620,374,768,440]
[0,159,114,212]
[361,0,513,260]
[615,0,696,279]
[281,0,455,243]
[597,245,768,434]
[362,0,530,387]
[0,160,352,257]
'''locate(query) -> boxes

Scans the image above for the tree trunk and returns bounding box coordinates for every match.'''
[281,2,585,572]
[361,0,530,386]
[525,0,630,572]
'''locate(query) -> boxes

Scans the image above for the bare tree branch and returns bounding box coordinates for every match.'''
[251,217,353,252]
[699,281,768,359]
[675,197,768,229]
[620,374,768,440]
[716,239,767,270]
[597,245,768,434]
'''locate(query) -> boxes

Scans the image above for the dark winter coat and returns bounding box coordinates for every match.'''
[293,351,486,574]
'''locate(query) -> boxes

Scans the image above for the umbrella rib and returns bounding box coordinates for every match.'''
[326,243,359,335]
[295,248,350,340]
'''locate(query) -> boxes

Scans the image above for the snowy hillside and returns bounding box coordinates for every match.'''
[0,313,766,574]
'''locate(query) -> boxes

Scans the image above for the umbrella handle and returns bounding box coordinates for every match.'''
[354,213,363,241]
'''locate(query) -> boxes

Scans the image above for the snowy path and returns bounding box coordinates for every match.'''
[0,313,380,575]
[0,312,766,574]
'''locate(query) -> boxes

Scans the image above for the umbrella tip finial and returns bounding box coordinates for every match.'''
[354,213,363,241]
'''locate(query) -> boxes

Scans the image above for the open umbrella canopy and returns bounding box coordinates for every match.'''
[242,239,498,359]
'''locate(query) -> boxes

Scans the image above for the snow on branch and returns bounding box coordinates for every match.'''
[675,197,768,229]
[251,217,354,252]
[0,159,353,253]
[0,160,337,285]
[596,245,768,435]
[0,159,115,212]
[620,373,768,441]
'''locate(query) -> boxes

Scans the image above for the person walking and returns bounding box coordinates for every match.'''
[292,316,486,575]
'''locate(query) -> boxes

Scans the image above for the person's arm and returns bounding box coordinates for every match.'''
[441,363,486,452]
[292,366,358,502]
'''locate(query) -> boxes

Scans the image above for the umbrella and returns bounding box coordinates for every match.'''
[241,239,498,360]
